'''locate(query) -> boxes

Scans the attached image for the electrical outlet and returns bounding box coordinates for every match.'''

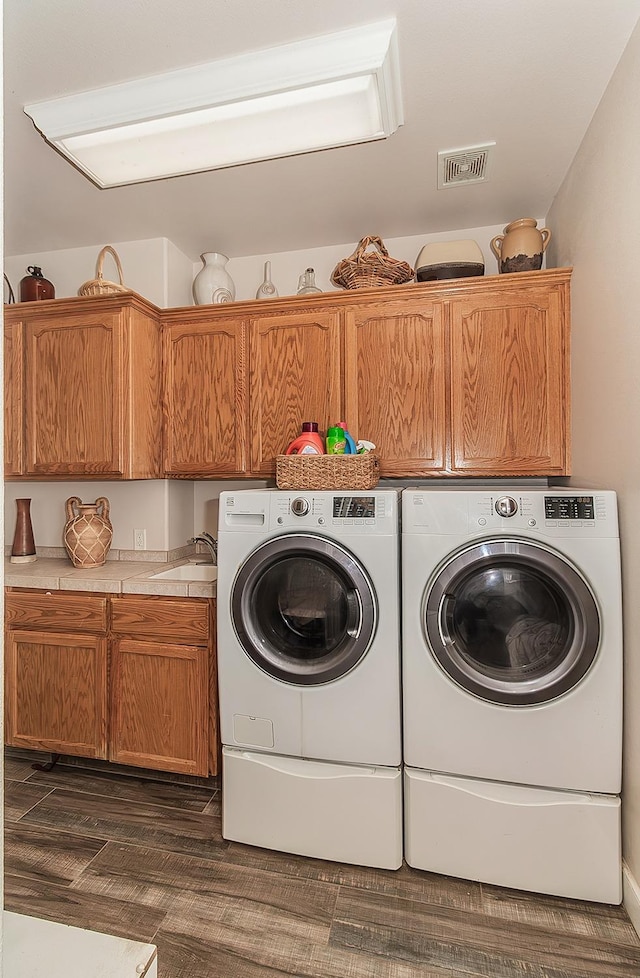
[133,528,147,551]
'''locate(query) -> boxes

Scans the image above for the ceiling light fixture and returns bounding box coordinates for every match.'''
[24,20,403,189]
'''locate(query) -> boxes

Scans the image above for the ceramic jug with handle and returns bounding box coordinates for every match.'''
[490,218,552,273]
[63,496,113,568]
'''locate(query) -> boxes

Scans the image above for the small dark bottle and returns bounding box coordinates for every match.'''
[20,265,55,301]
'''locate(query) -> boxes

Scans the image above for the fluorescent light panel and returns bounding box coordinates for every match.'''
[24,20,403,188]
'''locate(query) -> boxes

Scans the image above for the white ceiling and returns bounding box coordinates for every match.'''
[4,0,640,263]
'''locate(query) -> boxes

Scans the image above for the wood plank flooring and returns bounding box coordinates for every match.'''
[4,750,640,978]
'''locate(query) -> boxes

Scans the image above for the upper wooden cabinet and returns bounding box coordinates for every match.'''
[4,268,571,480]
[163,315,247,477]
[4,294,162,479]
[162,302,343,479]
[344,297,447,477]
[248,307,342,476]
[449,277,570,475]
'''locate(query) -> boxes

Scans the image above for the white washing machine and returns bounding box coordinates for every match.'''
[217,488,402,869]
[402,488,623,903]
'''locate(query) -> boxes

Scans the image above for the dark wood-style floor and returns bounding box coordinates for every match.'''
[4,751,640,978]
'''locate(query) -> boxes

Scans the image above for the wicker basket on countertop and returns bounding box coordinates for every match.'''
[331,235,414,290]
[276,453,380,491]
[78,246,129,297]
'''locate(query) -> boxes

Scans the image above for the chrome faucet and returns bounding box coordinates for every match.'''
[190,531,218,565]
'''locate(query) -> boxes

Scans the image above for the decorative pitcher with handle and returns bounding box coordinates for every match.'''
[63,496,113,568]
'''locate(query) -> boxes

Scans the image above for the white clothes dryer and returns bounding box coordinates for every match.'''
[217,489,402,869]
[402,488,623,902]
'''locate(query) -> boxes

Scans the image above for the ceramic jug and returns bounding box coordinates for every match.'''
[63,496,113,568]
[490,218,552,273]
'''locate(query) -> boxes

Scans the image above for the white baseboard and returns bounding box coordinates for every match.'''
[623,861,640,937]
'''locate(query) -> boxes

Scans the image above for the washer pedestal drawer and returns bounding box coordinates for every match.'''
[404,767,621,904]
[223,746,402,869]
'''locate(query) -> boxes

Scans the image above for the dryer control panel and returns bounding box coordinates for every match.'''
[402,489,618,538]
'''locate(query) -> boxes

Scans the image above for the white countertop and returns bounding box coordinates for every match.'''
[4,555,216,598]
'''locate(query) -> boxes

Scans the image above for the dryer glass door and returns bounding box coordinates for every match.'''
[231,533,377,685]
[424,539,600,705]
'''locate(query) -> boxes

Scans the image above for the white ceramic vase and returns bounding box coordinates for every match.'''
[256,260,278,299]
[193,252,236,305]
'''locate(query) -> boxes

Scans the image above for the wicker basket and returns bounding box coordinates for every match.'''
[331,235,414,290]
[276,453,380,491]
[78,246,129,297]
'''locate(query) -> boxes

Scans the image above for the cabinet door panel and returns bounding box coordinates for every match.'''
[25,313,122,476]
[5,629,107,758]
[450,287,569,474]
[163,319,247,476]
[249,311,342,474]
[110,639,208,776]
[344,300,447,476]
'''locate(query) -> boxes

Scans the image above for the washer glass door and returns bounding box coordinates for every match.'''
[231,533,377,685]
[424,539,600,705]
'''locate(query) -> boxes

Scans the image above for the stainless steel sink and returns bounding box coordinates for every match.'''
[150,562,217,582]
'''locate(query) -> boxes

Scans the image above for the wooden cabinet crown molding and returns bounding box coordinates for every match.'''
[158,267,573,321]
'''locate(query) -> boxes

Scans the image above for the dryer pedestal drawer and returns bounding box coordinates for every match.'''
[223,747,402,870]
[404,767,621,904]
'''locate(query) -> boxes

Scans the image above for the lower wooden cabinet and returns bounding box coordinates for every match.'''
[4,590,108,758]
[111,595,214,777]
[4,590,218,777]
[110,639,208,776]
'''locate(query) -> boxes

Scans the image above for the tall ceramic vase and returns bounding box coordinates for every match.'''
[193,252,236,305]
[63,496,113,568]
[10,498,36,563]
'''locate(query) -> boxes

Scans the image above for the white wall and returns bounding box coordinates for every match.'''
[4,237,193,308]
[5,223,526,310]
[4,480,194,553]
[195,222,537,304]
[546,17,640,924]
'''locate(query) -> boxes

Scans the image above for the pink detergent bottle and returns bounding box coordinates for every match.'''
[285,421,325,455]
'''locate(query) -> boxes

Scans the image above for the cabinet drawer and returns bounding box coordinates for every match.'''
[111,595,210,645]
[5,590,108,633]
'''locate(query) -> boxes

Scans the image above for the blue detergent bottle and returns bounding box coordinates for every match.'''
[337,422,357,454]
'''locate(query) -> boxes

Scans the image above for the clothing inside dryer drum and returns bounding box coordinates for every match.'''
[446,563,573,681]
[253,555,353,660]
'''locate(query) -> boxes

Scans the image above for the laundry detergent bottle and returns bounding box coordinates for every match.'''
[285,421,325,455]
[337,422,357,454]
[326,425,346,454]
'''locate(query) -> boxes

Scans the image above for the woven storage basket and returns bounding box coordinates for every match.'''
[276,454,380,491]
[78,246,129,297]
[331,235,414,290]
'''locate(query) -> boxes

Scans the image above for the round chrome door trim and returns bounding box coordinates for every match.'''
[231,533,377,686]
[423,538,601,706]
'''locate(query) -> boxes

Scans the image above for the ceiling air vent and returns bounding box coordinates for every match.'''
[438,143,495,189]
